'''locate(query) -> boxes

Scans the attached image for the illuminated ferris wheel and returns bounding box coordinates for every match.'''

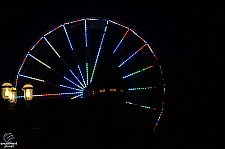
[14,17,165,130]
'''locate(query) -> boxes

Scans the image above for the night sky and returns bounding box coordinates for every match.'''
[0,1,223,147]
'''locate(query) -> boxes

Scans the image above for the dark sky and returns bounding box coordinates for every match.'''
[0,1,224,146]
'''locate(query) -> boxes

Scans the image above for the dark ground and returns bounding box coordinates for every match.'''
[0,1,224,148]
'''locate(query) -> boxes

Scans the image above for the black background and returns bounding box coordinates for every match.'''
[0,1,224,148]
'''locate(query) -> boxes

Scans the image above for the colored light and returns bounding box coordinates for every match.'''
[18,54,29,74]
[85,19,88,48]
[44,37,61,58]
[123,66,153,79]
[86,63,89,86]
[90,20,109,83]
[60,85,83,91]
[109,20,129,29]
[86,18,99,21]
[113,29,129,53]
[126,101,152,110]
[78,65,86,87]
[118,44,146,67]
[44,25,62,36]
[130,29,147,43]
[18,74,45,82]
[69,70,85,88]
[71,94,83,99]
[128,87,153,91]
[63,25,74,51]
[64,76,83,89]
[28,54,51,69]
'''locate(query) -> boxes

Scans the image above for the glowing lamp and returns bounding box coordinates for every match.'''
[9,87,17,104]
[22,84,34,101]
[1,82,13,100]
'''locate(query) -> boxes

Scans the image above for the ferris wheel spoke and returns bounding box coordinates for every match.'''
[59,84,83,91]
[17,92,83,99]
[28,54,83,89]
[44,36,84,87]
[125,101,160,111]
[90,19,109,83]
[18,74,82,91]
[85,19,88,48]
[78,65,86,87]
[63,24,86,86]
[44,37,61,58]
[85,19,91,86]
[64,76,84,89]
[126,86,159,92]
[18,74,45,82]
[118,44,147,68]
[122,65,153,79]
[28,54,51,69]
[113,29,129,54]
[71,93,83,99]
[69,70,85,88]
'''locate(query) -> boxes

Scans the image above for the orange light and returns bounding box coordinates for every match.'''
[110,89,116,92]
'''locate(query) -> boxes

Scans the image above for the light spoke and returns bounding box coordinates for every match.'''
[17,92,83,98]
[123,66,153,79]
[85,19,88,48]
[18,74,45,82]
[28,54,51,69]
[63,25,74,51]
[44,37,61,58]
[126,101,158,111]
[70,70,85,88]
[86,63,89,86]
[60,85,83,91]
[71,93,83,99]
[64,23,86,87]
[127,86,156,91]
[118,44,146,68]
[78,65,86,87]
[64,76,83,89]
[90,19,109,83]
[113,29,129,54]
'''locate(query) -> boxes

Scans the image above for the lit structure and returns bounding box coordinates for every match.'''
[14,17,166,131]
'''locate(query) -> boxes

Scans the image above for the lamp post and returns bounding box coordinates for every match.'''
[1,82,34,109]
[22,84,34,108]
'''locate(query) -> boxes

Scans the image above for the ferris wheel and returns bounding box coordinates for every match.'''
[14,17,165,131]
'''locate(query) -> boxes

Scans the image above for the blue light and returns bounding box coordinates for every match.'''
[60,85,83,91]
[90,20,109,83]
[119,51,138,67]
[118,44,146,68]
[71,94,83,99]
[59,92,83,95]
[85,19,88,48]
[63,25,74,51]
[78,65,86,87]
[64,76,83,89]
[113,29,129,54]
[70,70,85,88]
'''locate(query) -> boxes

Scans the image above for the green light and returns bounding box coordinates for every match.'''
[86,63,88,85]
